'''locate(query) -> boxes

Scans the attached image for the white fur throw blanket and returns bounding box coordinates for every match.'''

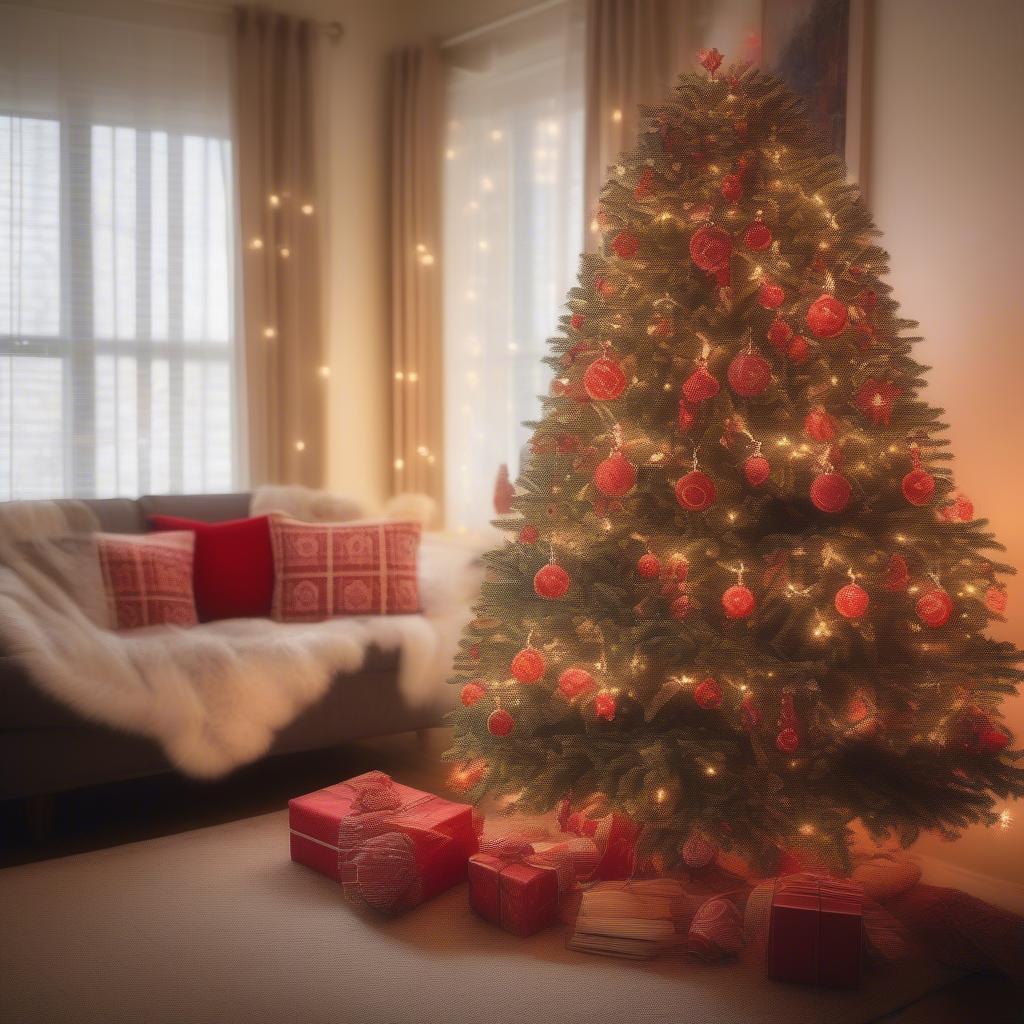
[0,502,482,778]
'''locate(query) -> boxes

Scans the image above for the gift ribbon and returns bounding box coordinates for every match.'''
[481,838,575,930]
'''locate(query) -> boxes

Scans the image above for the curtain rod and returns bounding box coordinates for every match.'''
[441,0,566,50]
[138,0,344,42]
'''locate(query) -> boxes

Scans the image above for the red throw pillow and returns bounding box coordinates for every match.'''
[97,531,198,630]
[149,514,274,622]
[268,516,421,621]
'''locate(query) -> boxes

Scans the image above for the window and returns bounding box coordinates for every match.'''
[443,6,585,533]
[0,5,237,500]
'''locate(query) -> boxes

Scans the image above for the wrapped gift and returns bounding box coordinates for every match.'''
[469,837,575,937]
[288,770,477,913]
[766,873,864,988]
[557,795,641,880]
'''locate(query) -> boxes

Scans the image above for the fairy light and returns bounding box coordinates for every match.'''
[268,194,280,207]
[300,203,314,215]
[655,787,668,803]
[798,823,816,836]
[611,108,623,123]
[249,238,264,250]
[393,457,404,470]
[998,809,1012,830]
[262,326,276,339]
[317,366,330,379]
[294,440,305,452]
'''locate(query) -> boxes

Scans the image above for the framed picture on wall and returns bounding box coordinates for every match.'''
[761,0,871,196]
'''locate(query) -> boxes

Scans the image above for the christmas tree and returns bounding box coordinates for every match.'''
[445,52,1023,873]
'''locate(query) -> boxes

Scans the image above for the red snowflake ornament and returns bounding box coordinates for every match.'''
[699,47,724,74]
[986,585,1008,615]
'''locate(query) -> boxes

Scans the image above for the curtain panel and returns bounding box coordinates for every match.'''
[390,45,445,519]
[234,7,325,487]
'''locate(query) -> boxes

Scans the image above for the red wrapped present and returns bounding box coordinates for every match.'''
[557,794,641,880]
[469,837,575,937]
[288,770,478,914]
[766,873,864,988]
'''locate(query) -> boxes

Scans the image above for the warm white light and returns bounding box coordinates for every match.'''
[999,809,1012,830]
[394,371,404,381]
[294,440,305,452]
[445,148,456,160]
[394,458,405,470]
[480,176,494,192]
[419,253,435,266]
[416,243,427,253]
[798,823,815,836]
[417,445,429,457]
[300,203,314,215]
[407,371,419,383]
[318,365,330,378]
[611,108,623,123]
[279,247,290,258]
[249,238,264,250]
[268,194,280,207]
[489,129,503,141]
[263,326,276,339]
[478,240,490,251]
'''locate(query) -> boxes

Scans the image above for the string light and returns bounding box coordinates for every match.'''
[300,203,314,215]
[393,458,404,470]
[268,194,280,207]
[249,238,264,250]
[998,809,1012,830]
[611,108,623,123]
[263,326,276,339]
[317,366,330,378]
[294,440,305,452]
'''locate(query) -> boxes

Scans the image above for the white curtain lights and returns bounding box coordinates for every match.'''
[442,4,585,534]
[0,4,237,500]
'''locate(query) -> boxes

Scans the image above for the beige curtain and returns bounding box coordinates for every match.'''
[584,0,695,244]
[234,7,325,487]
[390,45,444,516]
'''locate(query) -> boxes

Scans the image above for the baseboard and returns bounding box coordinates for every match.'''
[913,853,1024,914]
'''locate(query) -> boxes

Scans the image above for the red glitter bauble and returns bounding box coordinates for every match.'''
[594,692,617,721]
[683,365,720,403]
[671,557,690,582]
[519,525,538,544]
[689,225,733,272]
[810,471,852,513]
[916,587,953,628]
[510,647,545,684]
[884,553,910,592]
[678,399,696,432]
[722,584,756,619]
[558,666,596,699]
[637,553,661,577]
[569,312,584,331]
[834,582,870,619]
[583,356,627,401]
[460,680,487,707]
[727,351,772,397]
[720,175,743,203]
[902,468,936,506]
[758,280,785,309]
[675,470,717,511]
[804,407,837,442]
[787,335,810,364]
[610,230,640,260]
[743,222,772,252]
[986,585,1008,615]
[805,294,849,338]
[740,694,762,731]
[487,708,515,737]
[534,563,570,599]
[775,727,800,753]
[594,451,636,497]
[743,454,771,487]
[634,167,655,201]
[767,318,793,351]
[670,594,693,619]
[694,677,723,709]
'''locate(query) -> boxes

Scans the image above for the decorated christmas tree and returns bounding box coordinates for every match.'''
[444,51,1023,873]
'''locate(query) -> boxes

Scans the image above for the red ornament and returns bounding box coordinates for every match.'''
[594,275,616,298]
[698,47,724,74]
[487,708,515,737]
[670,594,693,620]
[594,692,617,721]
[682,831,720,870]
[558,666,596,699]
[810,471,852,513]
[727,351,772,397]
[675,470,717,511]
[683,364,720,402]
[594,451,636,497]
[534,563,570,599]
[448,758,487,793]
[743,222,772,252]
[720,175,743,203]
[854,378,902,425]
[714,264,732,287]
[610,230,640,260]
[916,587,953,628]
[775,728,800,753]
[767,318,793,352]
[805,294,848,338]
[980,729,1010,754]
[460,680,487,707]
[689,225,732,272]
[519,525,538,544]
[835,582,870,619]
[787,335,810,364]
[902,468,936,506]
[637,553,661,577]
[986,585,1008,615]
[740,694,762,730]
[884,553,910,592]
[722,584,756,619]
[743,454,771,487]
[758,280,785,309]
[648,315,674,338]
[583,356,627,401]
[510,647,545,684]
[569,312,584,331]
[671,557,690,582]
[803,406,837,442]
[634,167,655,201]
[694,677,723,709]
[678,399,697,432]
[939,494,974,522]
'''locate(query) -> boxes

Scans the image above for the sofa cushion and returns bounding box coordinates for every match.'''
[269,516,421,621]
[150,514,273,621]
[97,531,199,629]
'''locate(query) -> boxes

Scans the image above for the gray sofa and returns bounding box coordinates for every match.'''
[0,493,456,803]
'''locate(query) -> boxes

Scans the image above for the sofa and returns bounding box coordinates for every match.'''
[0,493,459,803]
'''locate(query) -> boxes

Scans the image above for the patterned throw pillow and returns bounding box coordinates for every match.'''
[96,531,198,630]
[269,516,421,621]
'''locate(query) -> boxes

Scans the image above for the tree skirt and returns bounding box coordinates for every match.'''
[0,812,960,1024]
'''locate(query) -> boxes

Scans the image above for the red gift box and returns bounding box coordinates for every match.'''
[288,770,478,913]
[766,873,865,988]
[469,838,575,937]
[557,795,641,881]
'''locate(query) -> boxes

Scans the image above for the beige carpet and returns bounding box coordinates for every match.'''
[0,810,959,1024]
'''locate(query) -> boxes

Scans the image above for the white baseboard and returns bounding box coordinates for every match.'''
[913,853,1024,914]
